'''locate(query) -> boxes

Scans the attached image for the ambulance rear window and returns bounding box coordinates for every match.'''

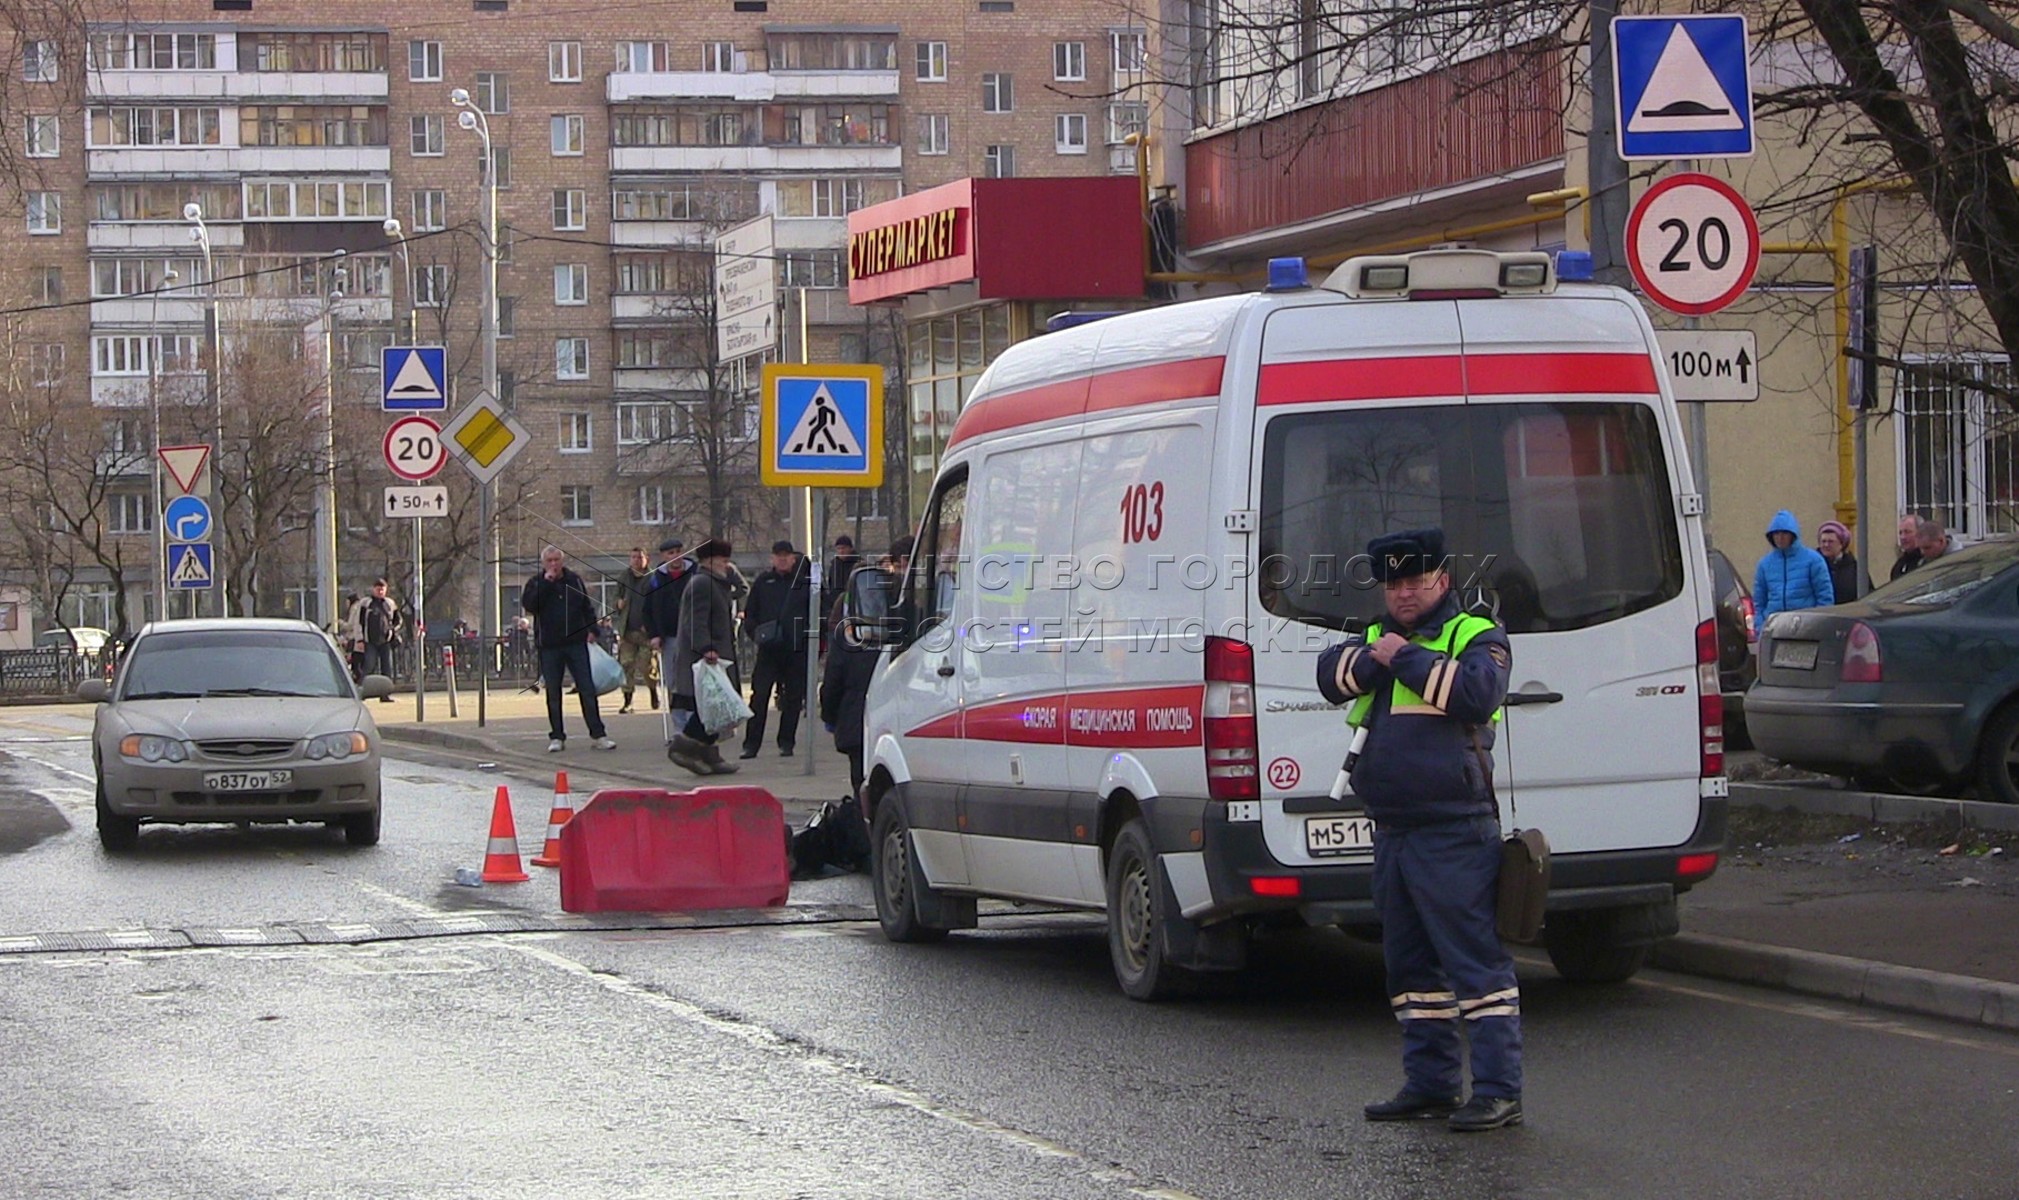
[1257,402,1684,634]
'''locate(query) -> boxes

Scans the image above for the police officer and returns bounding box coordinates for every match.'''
[1315,528,1522,1132]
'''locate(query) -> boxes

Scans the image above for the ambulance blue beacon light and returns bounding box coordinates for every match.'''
[1266,257,1309,291]
[1555,250,1595,282]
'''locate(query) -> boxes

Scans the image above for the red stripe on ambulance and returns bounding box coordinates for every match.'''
[946,357,1225,450]
[907,685,1204,749]
[1256,352,1661,406]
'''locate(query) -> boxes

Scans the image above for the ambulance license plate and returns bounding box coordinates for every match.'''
[1770,640,1819,670]
[203,770,292,791]
[1305,814,1375,857]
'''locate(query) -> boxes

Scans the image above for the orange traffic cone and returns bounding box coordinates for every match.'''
[480,785,531,883]
[531,771,573,868]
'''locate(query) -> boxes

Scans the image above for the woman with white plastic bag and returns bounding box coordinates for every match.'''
[667,539,744,775]
[692,657,753,735]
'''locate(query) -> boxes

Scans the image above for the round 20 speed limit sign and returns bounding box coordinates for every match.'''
[1627,173,1761,316]
[383,415,447,481]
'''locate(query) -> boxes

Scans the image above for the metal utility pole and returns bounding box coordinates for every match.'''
[317,262,347,636]
[385,217,427,721]
[148,268,178,624]
[185,205,227,616]
[1586,0,1633,288]
[452,88,500,728]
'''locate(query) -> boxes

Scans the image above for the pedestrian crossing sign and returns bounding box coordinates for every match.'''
[760,364,884,488]
[168,542,214,590]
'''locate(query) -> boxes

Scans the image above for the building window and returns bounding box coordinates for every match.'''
[552,187,587,230]
[94,334,197,377]
[409,113,443,156]
[110,492,152,535]
[548,41,581,83]
[614,330,675,367]
[613,254,675,295]
[1054,42,1085,82]
[779,249,842,290]
[551,114,585,156]
[30,344,63,387]
[553,263,588,304]
[615,41,669,72]
[416,264,451,307]
[703,41,736,72]
[412,189,446,231]
[556,337,589,379]
[91,182,241,222]
[22,39,58,82]
[560,485,592,526]
[631,485,667,524]
[559,411,592,453]
[408,40,442,82]
[246,33,385,72]
[915,41,947,82]
[1107,101,1148,145]
[917,113,949,155]
[776,177,898,218]
[26,114,59,157]
[618,401,673,444]
[243,178,390,221]
[1055,113,1087,154]
[34,265,62,303]
[90,32,217,71]
[611,181,760,222]
[26,191,59,234]
[1898,357,2018,538]
[240,105,386,148]
[88,106,223,147]
[981,73,1012,113]
[1111,30,1147,74]
[983,144,1015,178]
[479,146,512,189]
[474,72,508,114]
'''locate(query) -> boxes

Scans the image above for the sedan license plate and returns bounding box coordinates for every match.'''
[203,770,293,792]
[1770,640,1819,670]
[1305,814,1375,857]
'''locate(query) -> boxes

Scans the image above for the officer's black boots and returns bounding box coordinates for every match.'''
[1363,1091,1462,1121]
[1447,1096,1523,1132]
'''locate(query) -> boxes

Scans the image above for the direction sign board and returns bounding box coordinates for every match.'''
[715,214,777,361]
[381,345,449,412]
[442,392,529,485]
[760,364,884,488]
[383,415,448,481]
[1613,15,1754,160]
[168,542,213,590]
[1627,173,1760,317]
[158,444,211,497]
[1656,330,1759,402]
[163,495,213,543]
[384,485,451,518]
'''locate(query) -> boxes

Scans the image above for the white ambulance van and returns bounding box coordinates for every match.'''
[855,249,1727,999]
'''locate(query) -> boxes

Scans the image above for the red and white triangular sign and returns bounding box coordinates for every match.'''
[158,445,211,495]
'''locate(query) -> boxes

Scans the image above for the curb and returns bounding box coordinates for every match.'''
[1651,932,2019,1032]
[1729,782,2019,833]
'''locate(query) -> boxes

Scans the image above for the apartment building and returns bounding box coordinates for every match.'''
[4,0,1148,632]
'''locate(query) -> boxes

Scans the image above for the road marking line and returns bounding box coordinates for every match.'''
[5,749,96,785]
[1633,974,2019,1059]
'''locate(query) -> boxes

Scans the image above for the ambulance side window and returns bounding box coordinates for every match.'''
[909,471,968,641]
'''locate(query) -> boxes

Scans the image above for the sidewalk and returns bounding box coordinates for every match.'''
[375,684,851,807]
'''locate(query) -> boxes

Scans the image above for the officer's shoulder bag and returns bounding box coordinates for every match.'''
[1471,722,1551,942]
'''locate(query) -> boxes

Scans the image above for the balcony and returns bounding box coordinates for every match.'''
[88,71,386,101]
[608,219,715,248]
[610,145,899,174]
[96,449,152,479]
[612,295,679,322]
[88,222,247,251]
[89,297,211,325]
[88,146,391,177]
[612,367,708,394]
[606,69,898,103]
[91,375,202,408]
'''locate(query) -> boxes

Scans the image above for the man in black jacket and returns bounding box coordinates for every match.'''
[520,545,614,753]
[740,540,810,758]
[643,537,692,740]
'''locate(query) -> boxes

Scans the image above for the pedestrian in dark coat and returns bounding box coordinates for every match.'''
[1315,527,1522,1133]
[1815,521,1866,604]
[643,537,692,739]
[667,539,739,776]
[820,592,879,798]
[740,540,812,759]
[520,545,613,753]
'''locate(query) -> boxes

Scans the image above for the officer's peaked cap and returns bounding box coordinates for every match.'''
[1367,528,1447,582]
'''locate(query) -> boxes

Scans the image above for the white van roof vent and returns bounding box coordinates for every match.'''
[1320,249,1557,300]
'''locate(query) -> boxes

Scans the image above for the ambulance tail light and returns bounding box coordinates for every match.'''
[1676,852,1720,882]
[1841,621,1883,683]
[1203,636,1259,801]
[1696,618,1724,778]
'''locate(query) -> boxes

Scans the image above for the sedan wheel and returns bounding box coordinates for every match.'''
[343,806,382,847]
[96,783,139,852]
[1976,705,2019,805]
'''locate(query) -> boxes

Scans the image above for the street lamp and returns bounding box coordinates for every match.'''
[451,85,501,726]
[317,255,349,636]
[148,267,179,624]
[382,216,419,344]
[383,215,426,720]
[184,203,228,616]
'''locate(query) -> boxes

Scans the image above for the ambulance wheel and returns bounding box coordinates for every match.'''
[1106,819,1193,1001]
[1543,908,1650,984]
[872,800,947,944]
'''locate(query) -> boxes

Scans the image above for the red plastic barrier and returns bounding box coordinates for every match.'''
[558,787,790,913]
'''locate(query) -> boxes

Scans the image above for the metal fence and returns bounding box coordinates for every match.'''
[0,637,543,699]
[0,649,108,696]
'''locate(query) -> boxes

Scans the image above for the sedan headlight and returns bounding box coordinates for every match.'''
[305,731,371,761]
[118,734,189,763]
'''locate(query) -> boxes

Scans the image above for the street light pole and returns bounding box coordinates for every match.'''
[384,217,425,722]
[184,204,226,616]
[149,268,179,624]
[452,87,499,728]
[317,259,348,636]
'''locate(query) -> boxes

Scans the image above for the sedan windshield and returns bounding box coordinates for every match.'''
[119,630,355,700]
[1867,541,2019,609]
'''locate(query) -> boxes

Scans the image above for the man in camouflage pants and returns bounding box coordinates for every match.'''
[613,546,661,713]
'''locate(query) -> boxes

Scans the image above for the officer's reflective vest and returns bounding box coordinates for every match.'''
[1346,614,1502,727]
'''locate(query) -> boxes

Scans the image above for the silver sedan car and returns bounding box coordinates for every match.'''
[80,619,391,851]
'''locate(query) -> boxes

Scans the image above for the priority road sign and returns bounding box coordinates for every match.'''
[760,364,884,488]
[381,345,448,412]
[1613,14,1754,160]
[163,495,213,543]
[168,542,214,590]
[158,444,211,497]
[1627,173,1760,317]
[383,415,448,481]
[1656,330,1759,402]
[442,392,528,485]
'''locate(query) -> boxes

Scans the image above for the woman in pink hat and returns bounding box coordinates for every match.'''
[1815,520,1867,603]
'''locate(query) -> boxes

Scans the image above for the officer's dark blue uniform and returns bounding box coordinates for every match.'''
[1315,528,1522,1131]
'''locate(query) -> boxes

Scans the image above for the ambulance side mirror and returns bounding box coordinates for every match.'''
[841,567,901,649]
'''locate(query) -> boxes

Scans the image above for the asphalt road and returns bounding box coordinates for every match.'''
[3,707,2017,1199]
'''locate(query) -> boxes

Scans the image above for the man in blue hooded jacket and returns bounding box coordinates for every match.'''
[1752,510,1833,637]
